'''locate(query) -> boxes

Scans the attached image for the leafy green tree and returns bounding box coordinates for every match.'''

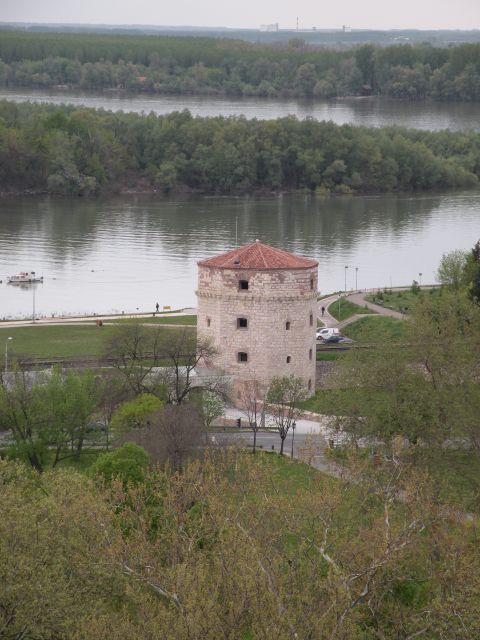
[110,393,163,433]
[436,249,469,289]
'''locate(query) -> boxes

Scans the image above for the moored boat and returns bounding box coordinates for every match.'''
[7,271,43,284]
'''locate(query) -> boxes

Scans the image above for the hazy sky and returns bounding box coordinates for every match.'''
[1,0,479,31]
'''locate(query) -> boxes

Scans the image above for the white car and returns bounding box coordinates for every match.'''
[316,327,340,341]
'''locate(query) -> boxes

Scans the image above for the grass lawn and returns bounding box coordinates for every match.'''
[0,323,193,359]
[365,287,440,314]
[316,350,345,361]
[110,315,197,325]
[342,315,406,343]
[328,299,375,322]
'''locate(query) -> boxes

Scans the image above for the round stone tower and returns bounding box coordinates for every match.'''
[197,240,318,396]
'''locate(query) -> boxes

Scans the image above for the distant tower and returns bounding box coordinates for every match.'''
[197,240,318,396]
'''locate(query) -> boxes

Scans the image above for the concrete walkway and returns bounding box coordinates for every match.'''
[318,291,405,331]
[0,308,198,330]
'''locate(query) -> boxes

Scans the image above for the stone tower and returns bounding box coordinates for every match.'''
[197,240,318,396]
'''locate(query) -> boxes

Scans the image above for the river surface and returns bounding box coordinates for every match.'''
[1,87,480,131]
[1,192,479,319]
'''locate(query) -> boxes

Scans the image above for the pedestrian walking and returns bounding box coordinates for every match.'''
[321,306,325,317]
[155,302,160,312]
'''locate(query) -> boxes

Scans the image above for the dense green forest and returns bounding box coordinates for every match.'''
[1,101,479,196]
[1,31,480,100]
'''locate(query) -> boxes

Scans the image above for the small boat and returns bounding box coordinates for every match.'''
[7,271,43,284]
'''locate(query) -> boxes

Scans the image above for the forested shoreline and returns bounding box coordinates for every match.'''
[1,31,480,101]
[1,101,479,196]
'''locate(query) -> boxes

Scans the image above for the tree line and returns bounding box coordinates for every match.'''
[1,31,480,100]
[1,101,480,196]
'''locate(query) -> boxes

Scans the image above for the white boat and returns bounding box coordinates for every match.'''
[7,271,43,284]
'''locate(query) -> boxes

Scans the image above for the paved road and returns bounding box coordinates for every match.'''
[219,407,343,477]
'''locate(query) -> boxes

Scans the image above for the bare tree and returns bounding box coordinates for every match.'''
[266,375,306,455]
[121,404,205,472]
[102,324,168,398]
[103,325,223,405]
[237,378,266,454]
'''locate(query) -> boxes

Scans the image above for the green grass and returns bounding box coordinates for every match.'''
[316,351,345,361]
[420,450,480,512]
[342,315,406,343]
[0,323,192,359]
[328,299,375,322]
[110,315,197,325]
[0,325,117,358]
[365,288,440,314]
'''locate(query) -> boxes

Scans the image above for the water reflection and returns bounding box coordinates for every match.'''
[0,192,479,318]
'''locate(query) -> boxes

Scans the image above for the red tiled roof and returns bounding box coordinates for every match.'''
[198,241,318,270]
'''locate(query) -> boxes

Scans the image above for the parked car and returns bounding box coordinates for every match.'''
[323,334,342,343]
[316,327,340,341]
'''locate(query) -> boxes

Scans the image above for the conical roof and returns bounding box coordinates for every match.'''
[198,240,318,270]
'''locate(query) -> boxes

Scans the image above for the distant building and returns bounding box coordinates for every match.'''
[197,240,318,396]
[259,23,279,32]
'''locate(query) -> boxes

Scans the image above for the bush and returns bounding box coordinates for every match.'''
[90,442,149,484]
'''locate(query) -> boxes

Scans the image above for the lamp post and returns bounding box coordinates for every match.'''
[291,420,296,458]
[419,272,422,287]
[355,267,358,291]
[344,265,349,293]
[4,336,13,373]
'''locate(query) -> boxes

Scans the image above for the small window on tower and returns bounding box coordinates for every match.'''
[286,356,291,363]
[309,348,313,360]
[239,280,249,290]
[310,278,314,290]
[238,352,248,362]
[207,318,211,327]
[309,313,313,326]
[285,321,291,330]
[308,379,312,391]
[237,317,248,328]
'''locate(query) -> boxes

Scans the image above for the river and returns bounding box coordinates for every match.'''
[1,192,479,319]
[1,87,480,132]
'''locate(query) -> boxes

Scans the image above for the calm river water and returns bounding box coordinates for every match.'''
[1,192,480,319]
[2,87,480,132]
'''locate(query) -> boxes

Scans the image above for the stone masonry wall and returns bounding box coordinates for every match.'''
[197,265,318,396]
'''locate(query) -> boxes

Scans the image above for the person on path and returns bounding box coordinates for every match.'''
[321,306,325,317]
[156,302,160,313]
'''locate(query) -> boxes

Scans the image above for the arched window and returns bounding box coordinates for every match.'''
[309,348,312,360]
[286,356,291,363]
[285,321,291,330]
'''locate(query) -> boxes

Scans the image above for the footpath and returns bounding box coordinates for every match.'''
[318,291,404,330]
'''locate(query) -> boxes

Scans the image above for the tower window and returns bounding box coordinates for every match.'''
[309,348,313,360]
[286,356,291,363]
[237,317,248,328]
[238,352,248,362]
[239,280,249,290]
[207,318,211,327]
[310,278,314,290]
[285,321,291,330]
[309,313,313,326]
[308,379,312,391]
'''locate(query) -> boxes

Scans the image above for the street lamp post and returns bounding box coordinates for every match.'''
[344,265,349,293]
[419,272,422,287]
[291,420,296,458]
[355,267,358,291]
[4,337,13,373]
